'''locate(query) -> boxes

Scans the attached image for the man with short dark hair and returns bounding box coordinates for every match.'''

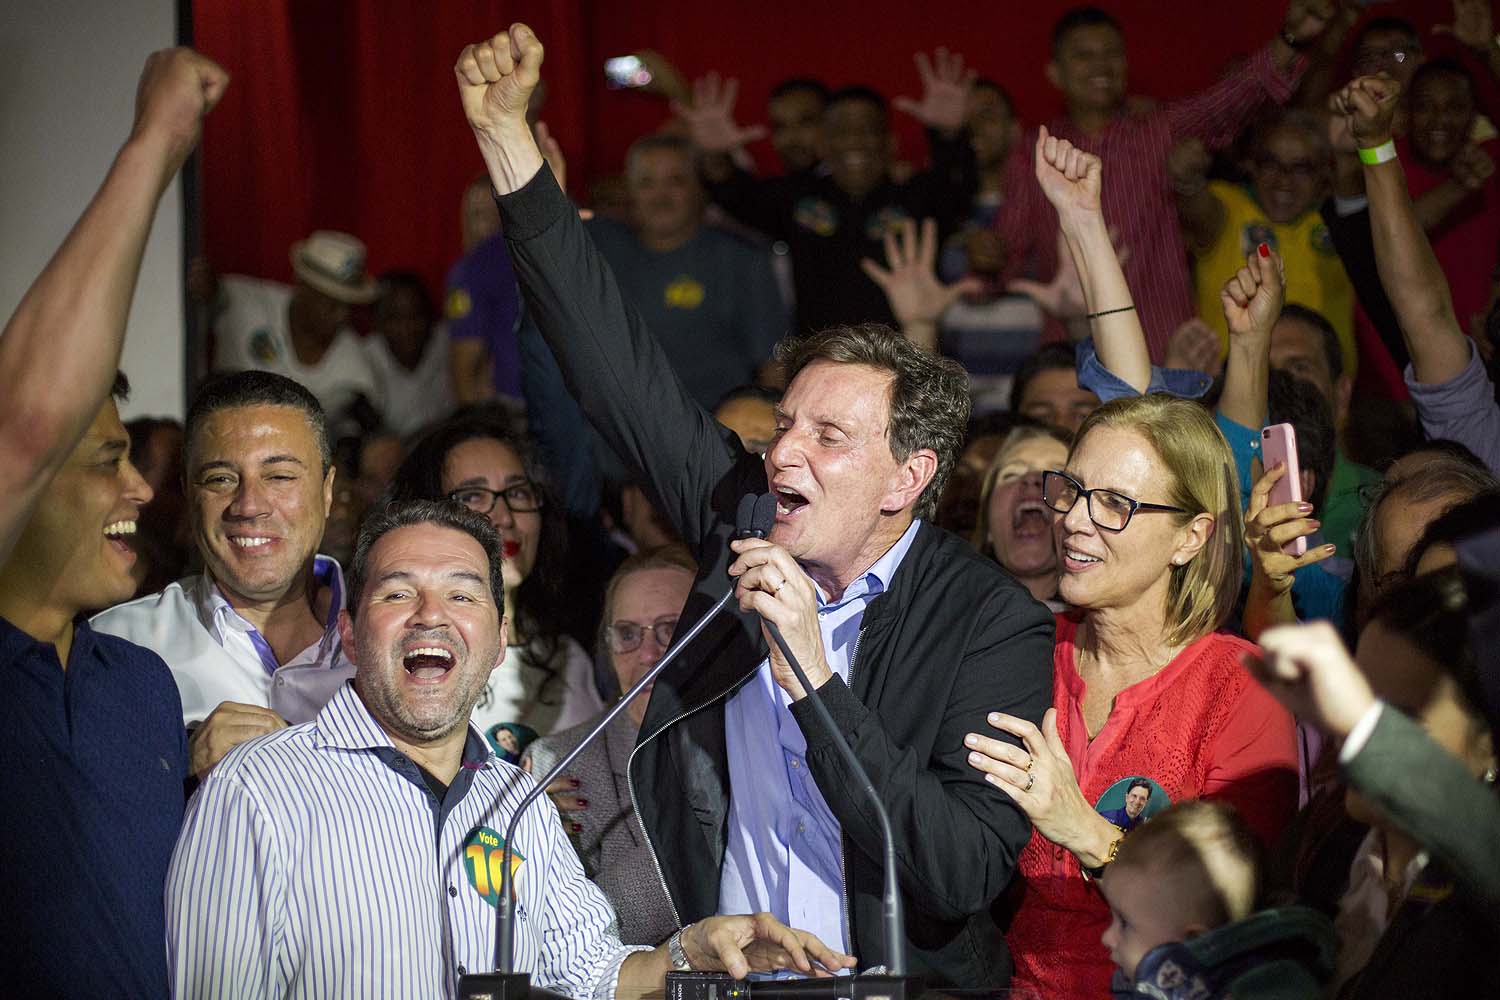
[458,27,1053,986]
[1010,342,1100,433]
[997,2,1336,360]
[167,498,854,997]
[0,44,226,994]
[1098,778,1153,832]
[588,132,787,410]
[93,370,354,777]
[767,77,829,176]
[680,57,979,333]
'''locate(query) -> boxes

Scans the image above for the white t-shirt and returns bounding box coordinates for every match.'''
[469,635,605,739]
[362,322,456,436]
[213,275,380,419]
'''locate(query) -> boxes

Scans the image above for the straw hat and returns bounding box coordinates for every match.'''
[289,230,379,304]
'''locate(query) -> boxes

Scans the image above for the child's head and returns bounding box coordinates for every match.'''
[1098,800,1261,982]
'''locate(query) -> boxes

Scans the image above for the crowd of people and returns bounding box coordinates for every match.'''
[4,3,1500,999]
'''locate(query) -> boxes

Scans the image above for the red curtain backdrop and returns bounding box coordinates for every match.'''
[191,0,1447,301]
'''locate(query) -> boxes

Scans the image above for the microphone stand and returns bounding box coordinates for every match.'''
[761,620,920,1000]
[461,482,776,1000]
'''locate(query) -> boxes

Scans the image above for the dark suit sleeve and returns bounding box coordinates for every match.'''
[497,165,743,548]
[790,587,1055,921]
[1320,198,1411,371]
[1343,707,1500,907]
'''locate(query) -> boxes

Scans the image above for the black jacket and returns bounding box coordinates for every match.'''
[499,166,1054,987]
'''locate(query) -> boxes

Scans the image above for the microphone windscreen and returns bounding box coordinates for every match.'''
[751,493,777,538]
[736,493,759,537]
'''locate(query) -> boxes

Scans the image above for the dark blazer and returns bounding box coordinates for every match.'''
[499,166,1055,987]
[1343,706,1500,907]
[525,712,677,947]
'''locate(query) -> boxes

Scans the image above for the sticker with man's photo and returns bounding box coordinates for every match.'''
[1094,775,1170,833]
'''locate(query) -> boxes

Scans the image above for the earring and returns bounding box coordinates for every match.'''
[1485,766,1497,786]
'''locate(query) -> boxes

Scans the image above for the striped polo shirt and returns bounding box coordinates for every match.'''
[166,682,645,999]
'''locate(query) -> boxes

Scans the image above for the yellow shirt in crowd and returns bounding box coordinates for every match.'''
[1193,180,1356,378]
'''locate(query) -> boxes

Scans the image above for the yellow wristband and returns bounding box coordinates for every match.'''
[1358,141,1397,166]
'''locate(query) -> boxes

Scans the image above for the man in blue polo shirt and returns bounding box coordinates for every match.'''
[0,46,226,996]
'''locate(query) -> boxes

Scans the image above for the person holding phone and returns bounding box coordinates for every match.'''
[961,130,1299,998]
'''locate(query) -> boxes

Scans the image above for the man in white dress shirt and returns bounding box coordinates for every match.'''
[166,498,855,999]
[93,371,353,777]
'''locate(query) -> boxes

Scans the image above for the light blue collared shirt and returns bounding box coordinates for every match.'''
[717,518,922,961]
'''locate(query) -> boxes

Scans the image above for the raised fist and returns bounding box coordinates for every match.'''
[1452,143,1496,192]
[1166,138,1211,195]
[456,24,544,137]
[131,47,229,167]
[1033,125,1102,219]
[1329,74,1401,151]
[1221,243,1286,341]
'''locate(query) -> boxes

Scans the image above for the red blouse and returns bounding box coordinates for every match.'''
[1005,613,1299,998]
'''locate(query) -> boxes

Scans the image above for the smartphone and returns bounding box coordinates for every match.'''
[1261,422,1306,557]
[604,56,652,90]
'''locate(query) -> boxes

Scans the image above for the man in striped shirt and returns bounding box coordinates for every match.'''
[166,499,853,999]
[995,2,1336,361]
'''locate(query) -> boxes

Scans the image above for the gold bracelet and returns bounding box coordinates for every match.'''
[1081,827,1124,882]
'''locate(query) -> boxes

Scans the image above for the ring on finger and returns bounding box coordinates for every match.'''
[1024,772,1036,792]
[1025,755,1035,773]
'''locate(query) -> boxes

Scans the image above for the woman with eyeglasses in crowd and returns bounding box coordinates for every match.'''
[386,407,603,748]
[523,544,696,946]
[962,131,1299,997]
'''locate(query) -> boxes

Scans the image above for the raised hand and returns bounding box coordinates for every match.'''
[1434,0,1495,50]
[1329,74,1402,149]
[1033,125,1102,221]
[1008,228,1088,320]
[1281,0,1336,48]
[131,47,229,169]
[457,24,544,138]
[860,217,983,342]
[1244,462,1334,596]
[1244,621,1376,738]
[893,48,977,134]
[1452,143,1496,192]
[1164,317,1224,378]
[1166,138,1212,196]
[1221,243,1286,342]
[534,121,568,192]
[671,74,768,154]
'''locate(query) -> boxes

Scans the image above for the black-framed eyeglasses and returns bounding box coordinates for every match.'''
[605,617,678,654]
[449,481,544,516]
[1042,470,1188,532]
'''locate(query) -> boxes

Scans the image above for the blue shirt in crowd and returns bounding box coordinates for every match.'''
[0,614,188,997]
[446,232,524,400]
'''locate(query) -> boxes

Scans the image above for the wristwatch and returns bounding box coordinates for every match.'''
[667,926,694,971]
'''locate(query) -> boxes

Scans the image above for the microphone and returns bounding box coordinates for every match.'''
[751,520,915,991]
[460,493,774,1000]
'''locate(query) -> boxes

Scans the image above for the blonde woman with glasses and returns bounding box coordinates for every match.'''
[964,129,1299,998]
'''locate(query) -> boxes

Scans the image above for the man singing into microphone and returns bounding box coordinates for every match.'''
[456,26,1053,987]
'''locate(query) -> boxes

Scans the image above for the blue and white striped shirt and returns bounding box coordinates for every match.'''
[166,682,646,999]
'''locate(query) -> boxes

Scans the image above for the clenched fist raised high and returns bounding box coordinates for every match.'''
[456,24,547,195]
[131,47,228,172]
